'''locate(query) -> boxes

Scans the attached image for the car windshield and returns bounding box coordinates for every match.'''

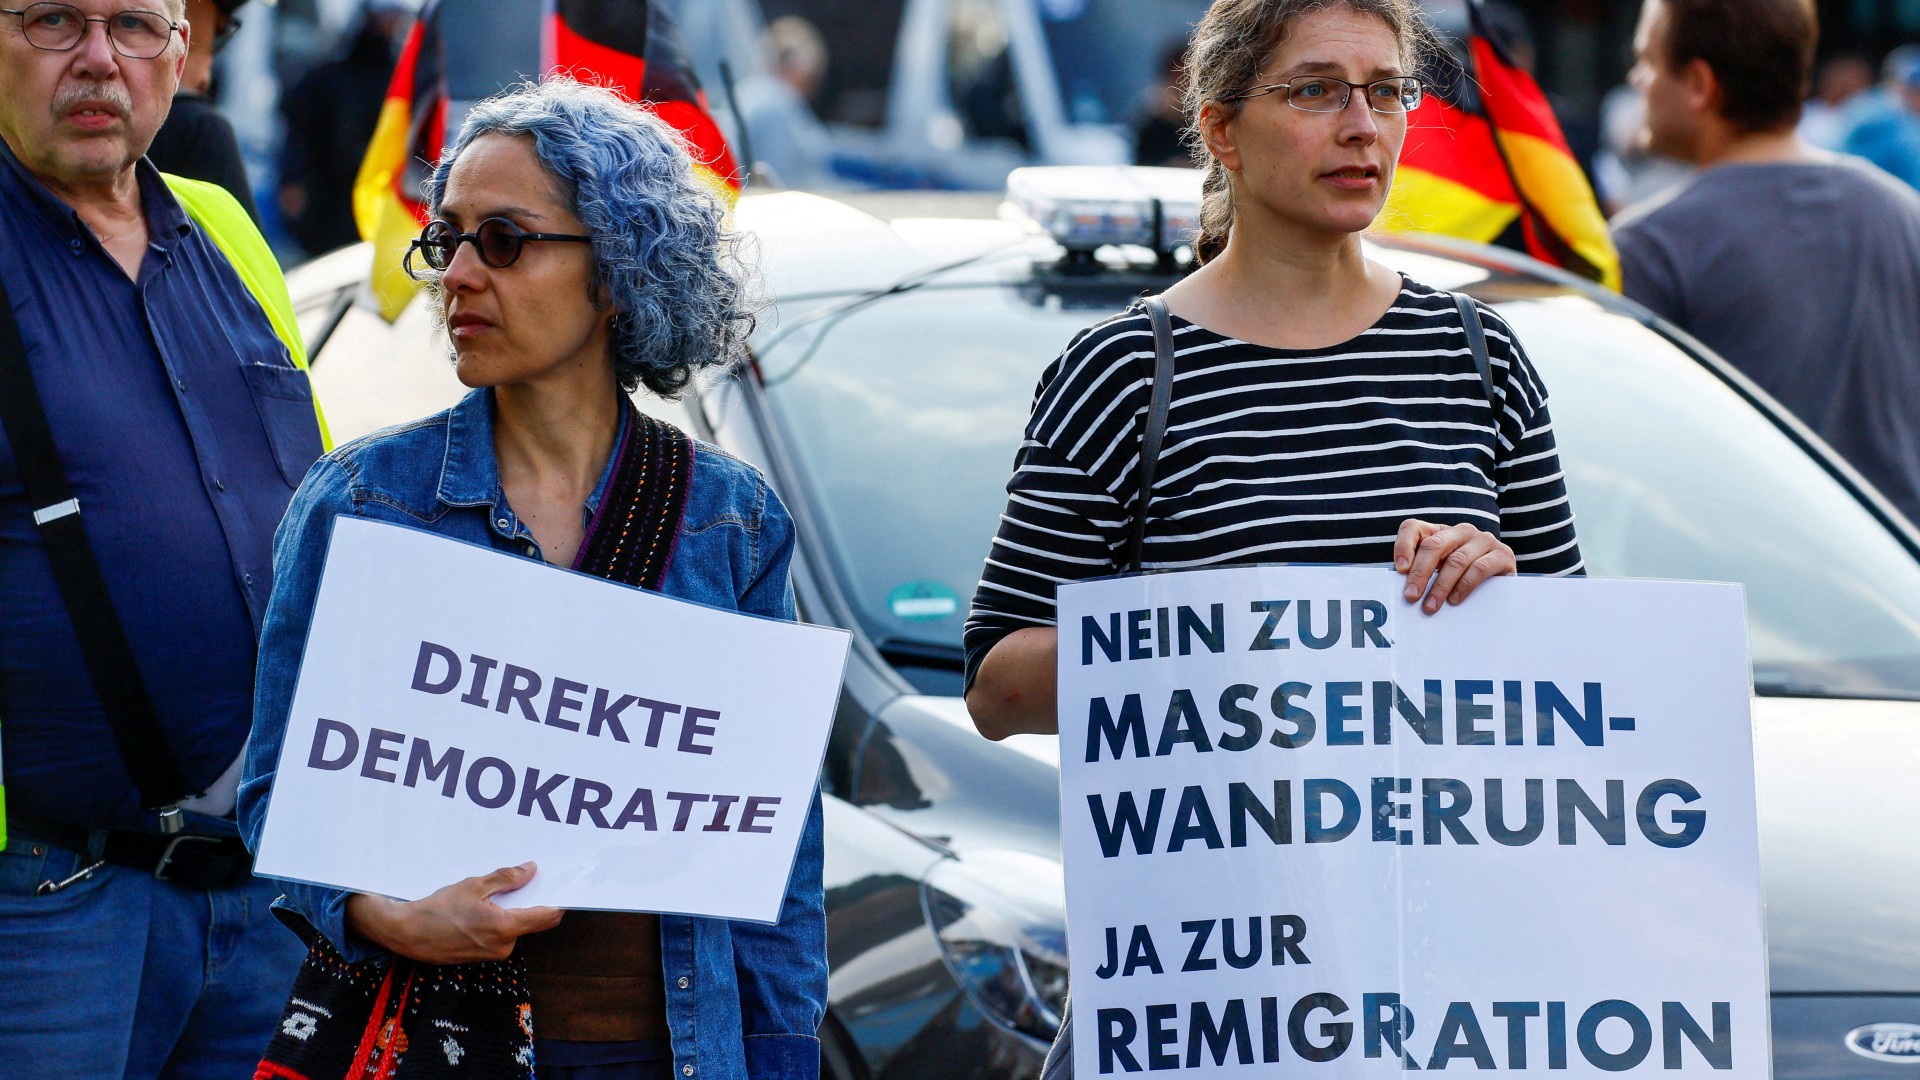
[1037,0,1210,127]
[756,283,1920,701]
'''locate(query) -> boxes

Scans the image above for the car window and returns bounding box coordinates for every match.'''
[757,285,1920,700]
[757,286,1089,689]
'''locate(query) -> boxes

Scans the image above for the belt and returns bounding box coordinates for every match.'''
[13,815,254,892]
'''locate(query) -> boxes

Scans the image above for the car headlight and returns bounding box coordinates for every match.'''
[922,849,1069,1042]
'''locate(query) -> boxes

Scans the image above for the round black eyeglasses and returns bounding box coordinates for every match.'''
[404,217,594,279]
[1226,76,1424,114]
[0,3,178,60]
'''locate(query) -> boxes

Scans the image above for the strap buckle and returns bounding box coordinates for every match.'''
[153,835,223,882]
[31,498,78,526]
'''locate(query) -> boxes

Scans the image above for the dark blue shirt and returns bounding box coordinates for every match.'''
[0,142,323,831]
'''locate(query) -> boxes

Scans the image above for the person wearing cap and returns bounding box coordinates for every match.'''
[146,0,257,220]
[0,0,320,1073]
[1613,0,1920,527]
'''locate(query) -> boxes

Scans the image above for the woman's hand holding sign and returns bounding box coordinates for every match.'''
[1394,519,1517,614]
[346,861,563,964]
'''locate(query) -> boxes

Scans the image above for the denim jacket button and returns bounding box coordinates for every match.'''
[682,1066,694,1077]
[495,517,510,530]
[678,976,689,989]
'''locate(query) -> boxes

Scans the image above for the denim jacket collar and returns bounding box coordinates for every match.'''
[435,388,500,510]
[435,387,628,535]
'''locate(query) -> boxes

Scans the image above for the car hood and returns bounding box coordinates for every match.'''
[863,695,1062,863]
[1754,694,1920,993]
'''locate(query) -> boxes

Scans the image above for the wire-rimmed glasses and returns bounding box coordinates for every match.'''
[0,3,178,60]
[403,217,595,280]
[1226,76,1424,115]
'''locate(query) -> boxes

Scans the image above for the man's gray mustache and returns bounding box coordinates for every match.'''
[51,83,132,119]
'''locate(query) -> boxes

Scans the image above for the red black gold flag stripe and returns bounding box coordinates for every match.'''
[352,0,446,321]
[1380,1,1620,290]
[542,0,743,201]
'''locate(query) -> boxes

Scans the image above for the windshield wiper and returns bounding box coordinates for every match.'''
[1752,678,1920,702]
[1752,678,1838,697]
[876,637,965,671]
[757,241,1028,389]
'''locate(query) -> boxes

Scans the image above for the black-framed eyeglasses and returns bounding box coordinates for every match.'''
[1226,76,1424,114]
[0,2,179,60]
[404,217,594,279]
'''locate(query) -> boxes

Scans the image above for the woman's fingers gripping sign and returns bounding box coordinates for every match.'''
[1394,519,1517,614]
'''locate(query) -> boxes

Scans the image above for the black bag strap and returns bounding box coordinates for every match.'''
[1126,296,1178,575]
[574,401,694,591]
[1123,295,1486,572]
[1454,292,1496,404]
[0,278,192,815]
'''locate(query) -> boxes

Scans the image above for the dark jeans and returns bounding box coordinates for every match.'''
[0,830,305,1078]
[536,1037,674,1079]
[537,1065,674,1080]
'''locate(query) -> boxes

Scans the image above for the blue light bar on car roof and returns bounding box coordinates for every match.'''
[1004,166,1203,256]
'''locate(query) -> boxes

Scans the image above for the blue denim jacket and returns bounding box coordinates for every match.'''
[238,388,827,1079]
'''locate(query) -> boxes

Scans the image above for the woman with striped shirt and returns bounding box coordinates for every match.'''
[964,0,1583,743]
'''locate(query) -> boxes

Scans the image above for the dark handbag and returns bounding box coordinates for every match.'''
[254,403,695,1080]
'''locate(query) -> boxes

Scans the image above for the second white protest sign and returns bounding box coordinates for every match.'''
[1057,565,1765,1076]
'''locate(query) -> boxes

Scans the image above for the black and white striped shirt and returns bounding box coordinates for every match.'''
[963,277,1584,685]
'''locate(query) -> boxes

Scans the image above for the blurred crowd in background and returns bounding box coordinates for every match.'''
[178,0,1920,268]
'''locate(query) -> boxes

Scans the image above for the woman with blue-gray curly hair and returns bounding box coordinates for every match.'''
[241,79,826,1080]
[423,77,757,397]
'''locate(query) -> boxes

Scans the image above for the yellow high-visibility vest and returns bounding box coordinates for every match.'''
[162,172,333,450]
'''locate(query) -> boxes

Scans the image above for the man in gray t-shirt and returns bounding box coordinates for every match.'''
[1615,0,1920,527]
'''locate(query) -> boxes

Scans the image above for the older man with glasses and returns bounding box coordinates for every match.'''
[0,0,321,1074]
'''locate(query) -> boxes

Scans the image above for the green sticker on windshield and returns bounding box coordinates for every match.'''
[888,581,961,621]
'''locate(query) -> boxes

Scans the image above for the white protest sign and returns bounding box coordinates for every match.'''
[1056,566,1767,1076]
[254,517,849,922]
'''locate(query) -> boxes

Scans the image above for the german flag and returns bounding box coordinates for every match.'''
[1379,0,1619,290]
[352,0,445,322]
[542,0,742,202]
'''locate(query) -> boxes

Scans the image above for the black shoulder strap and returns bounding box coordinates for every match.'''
[0,278,191,815]
[574,401,694,591]
[1126,297,1178,575]
[1454,293,1495,405]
